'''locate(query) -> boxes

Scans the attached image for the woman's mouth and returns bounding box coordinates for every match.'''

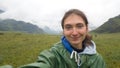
[71,37,79,41]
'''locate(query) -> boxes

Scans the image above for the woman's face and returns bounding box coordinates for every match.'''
[63,14,88,48]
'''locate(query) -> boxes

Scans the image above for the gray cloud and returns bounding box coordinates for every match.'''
[0,0,120,31]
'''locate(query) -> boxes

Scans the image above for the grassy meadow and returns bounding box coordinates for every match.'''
[0,32,120,68]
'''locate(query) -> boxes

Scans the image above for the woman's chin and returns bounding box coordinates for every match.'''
[71,41,81,45]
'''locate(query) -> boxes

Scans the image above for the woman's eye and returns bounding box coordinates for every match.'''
[65,25,72,30]
[77,24,83,28]
[77,25,83,28]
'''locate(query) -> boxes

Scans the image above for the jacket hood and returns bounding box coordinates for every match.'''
[79,41,96,55]
[61,36,96,55]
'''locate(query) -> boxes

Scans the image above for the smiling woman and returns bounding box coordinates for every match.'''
[0,9,106,68]
[62,11,89,49]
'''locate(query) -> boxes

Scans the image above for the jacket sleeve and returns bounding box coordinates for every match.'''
[0,65,13,68]
[19,50,57,68]
[90,53,106,68]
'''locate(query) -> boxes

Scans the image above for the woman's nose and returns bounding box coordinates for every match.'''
[72,28,78,35]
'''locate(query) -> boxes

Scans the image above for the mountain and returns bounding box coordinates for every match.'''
[92,15,120,33]
[0,9,4,14]
[88,23,97,31]
[43,26,59,34]
[0,19,45,34]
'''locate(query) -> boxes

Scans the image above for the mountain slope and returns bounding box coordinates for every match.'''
[0,19,45,34]
[92,15,120,33]
[0,9,4,14]
[43,26,60,34]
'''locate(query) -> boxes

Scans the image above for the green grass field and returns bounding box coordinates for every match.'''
[0,32,120,68]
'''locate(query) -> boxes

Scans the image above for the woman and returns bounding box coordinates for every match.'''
[0,9,105,68]
[19,9,106,68]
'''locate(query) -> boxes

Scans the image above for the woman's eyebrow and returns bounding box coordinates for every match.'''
[64,24,72,26]
[76,23,83,25]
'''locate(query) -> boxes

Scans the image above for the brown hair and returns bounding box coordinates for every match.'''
[61,9,92,45]
[61,9,88,29]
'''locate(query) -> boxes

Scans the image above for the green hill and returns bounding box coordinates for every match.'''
[0,19,45,34]
[92,15,120,33]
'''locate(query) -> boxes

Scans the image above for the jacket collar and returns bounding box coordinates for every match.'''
[61,36,96,54]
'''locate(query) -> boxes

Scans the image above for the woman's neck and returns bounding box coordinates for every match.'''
[72,44,82,49]
[71,44,85,53]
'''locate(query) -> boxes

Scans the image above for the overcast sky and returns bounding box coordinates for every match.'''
[0,0,120,31]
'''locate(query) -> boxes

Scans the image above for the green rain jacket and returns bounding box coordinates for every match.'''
[19,40,106,68]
